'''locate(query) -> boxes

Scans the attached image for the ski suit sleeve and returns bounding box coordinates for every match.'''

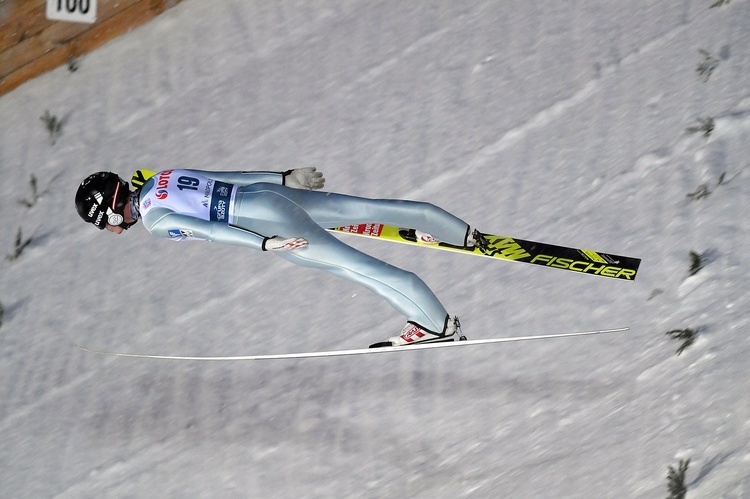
[146,211,269,251]
[180,169,286,187]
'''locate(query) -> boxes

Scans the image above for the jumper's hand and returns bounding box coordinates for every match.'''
[283,167,325,190]
[263,236,308,251]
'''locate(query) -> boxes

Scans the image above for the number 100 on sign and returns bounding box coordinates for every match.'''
[47,0,97,24]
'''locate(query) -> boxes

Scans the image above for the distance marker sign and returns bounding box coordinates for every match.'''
[47,0,97,24]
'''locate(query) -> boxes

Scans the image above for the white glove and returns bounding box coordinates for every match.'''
[263,236,308,251]
[283,167,325,190]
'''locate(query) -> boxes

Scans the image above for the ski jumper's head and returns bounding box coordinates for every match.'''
[75,172,135,232]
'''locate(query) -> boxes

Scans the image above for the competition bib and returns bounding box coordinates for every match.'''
[140,169,236,223]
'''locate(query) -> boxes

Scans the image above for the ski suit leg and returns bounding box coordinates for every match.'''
[233,185,455,332]
[238,183,471,246]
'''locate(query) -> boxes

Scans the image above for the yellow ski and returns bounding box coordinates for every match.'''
[330,224,641,281]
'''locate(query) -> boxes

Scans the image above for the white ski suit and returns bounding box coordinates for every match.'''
[138,169,470,334]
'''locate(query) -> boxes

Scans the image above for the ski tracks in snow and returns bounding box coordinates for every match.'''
[464,14,695,171]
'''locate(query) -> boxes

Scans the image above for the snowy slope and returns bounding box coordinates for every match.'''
[1,1,749,497]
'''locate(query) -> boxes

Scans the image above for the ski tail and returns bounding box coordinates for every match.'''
[131,169,157,189]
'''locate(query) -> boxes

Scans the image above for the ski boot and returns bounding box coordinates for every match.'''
[370,316,466,348]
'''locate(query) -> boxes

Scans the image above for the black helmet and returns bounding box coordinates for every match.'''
[75,172,131,230]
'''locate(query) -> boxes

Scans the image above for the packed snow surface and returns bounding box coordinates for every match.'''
[1,1,749,497]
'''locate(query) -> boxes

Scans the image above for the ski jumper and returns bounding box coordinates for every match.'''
[138,169,471,333]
